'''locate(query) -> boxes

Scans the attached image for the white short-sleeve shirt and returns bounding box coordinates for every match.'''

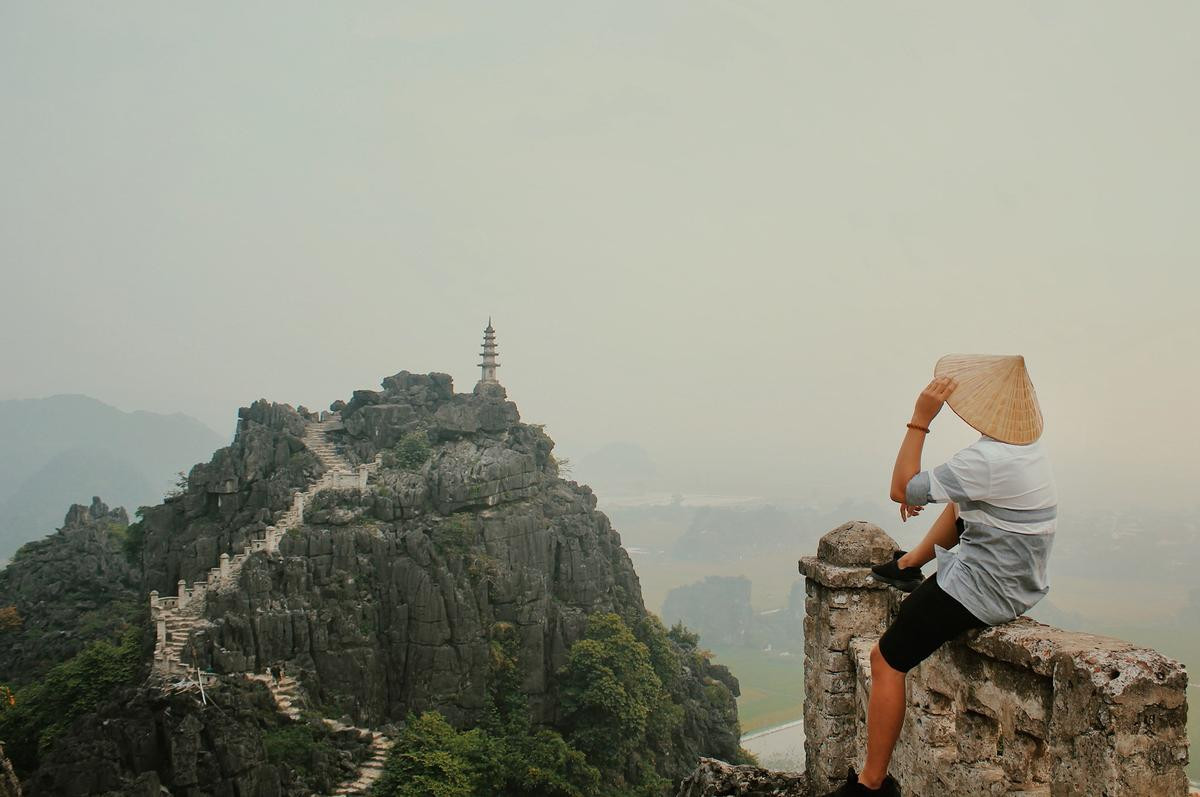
[916,436,1058,535]
[904,435,1058,625]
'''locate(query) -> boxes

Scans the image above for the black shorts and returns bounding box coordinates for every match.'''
[877,572,988,673]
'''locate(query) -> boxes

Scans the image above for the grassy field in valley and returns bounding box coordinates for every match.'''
[709,644,806,734]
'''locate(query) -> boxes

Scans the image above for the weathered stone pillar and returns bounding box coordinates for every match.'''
[149,589,158,609]
[798,521,898,794]
[219,552,230,580]
[177,579,188,609]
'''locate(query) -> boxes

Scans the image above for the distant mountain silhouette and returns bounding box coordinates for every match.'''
[0,395,223,559]
[574,441,658,493]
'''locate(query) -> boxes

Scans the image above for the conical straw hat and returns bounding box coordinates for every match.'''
[934,354,1044,444]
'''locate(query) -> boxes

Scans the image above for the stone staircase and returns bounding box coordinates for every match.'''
[328,721,391,796]
[148,412,394,793]
[246,672,393,796]
[149,414,376,676]
[245,672,306,721]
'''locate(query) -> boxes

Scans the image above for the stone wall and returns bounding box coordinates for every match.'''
[799,521,1190,797]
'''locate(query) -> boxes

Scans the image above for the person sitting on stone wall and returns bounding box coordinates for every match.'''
[823,354,1057,797]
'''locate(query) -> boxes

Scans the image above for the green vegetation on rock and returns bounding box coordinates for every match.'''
[263,724,344,782]
[375,613,747,797]
[432,513,474,557]
[119,517,146,565]
[381,430,432,471]
[373,712,476,797]
[0,627,144,772]
[375,627,601,797]
[558,613,665,775]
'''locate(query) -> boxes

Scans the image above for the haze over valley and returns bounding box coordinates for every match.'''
[4,2,1198,793]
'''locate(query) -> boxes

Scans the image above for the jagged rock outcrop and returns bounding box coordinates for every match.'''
[139,400,319,593]
[675,757,809,796]
[0,497,142,685]
[0,742,19,797]
[181,373,693,734]
[23,679,363,797]
[10,370,743,793]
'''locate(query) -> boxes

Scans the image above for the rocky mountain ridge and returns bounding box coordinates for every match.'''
[0,497,142,687]
[1,370,745,795]
[0,394,222,560]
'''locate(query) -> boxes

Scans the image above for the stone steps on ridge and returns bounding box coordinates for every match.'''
[152,415,355,675]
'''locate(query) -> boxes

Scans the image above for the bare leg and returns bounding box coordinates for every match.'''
[859,642,907,789]
[897,503,959,569]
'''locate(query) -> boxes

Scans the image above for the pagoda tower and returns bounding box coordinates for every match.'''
[478,318,500,385]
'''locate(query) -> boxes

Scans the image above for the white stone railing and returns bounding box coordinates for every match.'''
[325,465,370,491]
[319,409,345,429]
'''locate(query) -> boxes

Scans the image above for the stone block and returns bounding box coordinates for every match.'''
[797,556,889,590]
[815,521,898,566]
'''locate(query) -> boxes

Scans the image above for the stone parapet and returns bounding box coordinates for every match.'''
[800,521,898,792]
[800,521,1191,797]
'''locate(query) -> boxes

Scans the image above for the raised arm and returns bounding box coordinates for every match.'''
[889,376,957,504]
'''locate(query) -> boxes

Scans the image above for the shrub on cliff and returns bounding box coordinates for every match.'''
[0,627,144,772]
[375,627,601,797]
[263,724,344,785]
[557,612,663,771]
[374,711,601,797]
[556,612,752,790]
[119,517,146,565]
[373,712,476,797]
[381,430,432,471]
[432,514,475,557]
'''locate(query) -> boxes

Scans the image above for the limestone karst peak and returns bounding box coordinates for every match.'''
[61,495,128,530]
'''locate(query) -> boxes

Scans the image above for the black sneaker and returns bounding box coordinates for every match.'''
[820,767,901,796]
[869,550,924,592]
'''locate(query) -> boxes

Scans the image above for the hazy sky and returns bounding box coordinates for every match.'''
[3,2,1198,510]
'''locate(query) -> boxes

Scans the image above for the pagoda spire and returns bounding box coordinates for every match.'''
[478,319,500,385]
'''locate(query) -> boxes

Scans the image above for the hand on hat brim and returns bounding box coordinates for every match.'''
[913,377,958,427]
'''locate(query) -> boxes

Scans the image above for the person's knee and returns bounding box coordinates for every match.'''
[871,642,904,678]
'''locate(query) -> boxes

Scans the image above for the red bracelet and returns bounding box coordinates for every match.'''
[907,422,930,434]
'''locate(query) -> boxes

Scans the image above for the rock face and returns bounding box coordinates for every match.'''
[22,370,742,792]
[139,399,318,594]
[0,743,19,797]
[166,373,663,731]
[0,497,142,685]
[23,680,360,797]
[675,757,809,796]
